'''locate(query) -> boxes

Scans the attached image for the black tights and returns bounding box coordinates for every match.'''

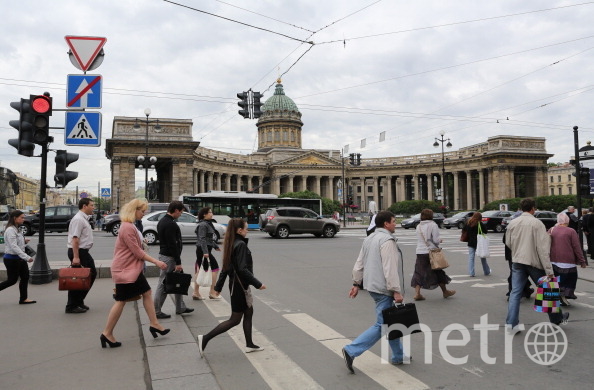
[0,257,29,302]
[202,306,255,350]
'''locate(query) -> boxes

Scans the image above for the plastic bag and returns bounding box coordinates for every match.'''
[196,259,212,287]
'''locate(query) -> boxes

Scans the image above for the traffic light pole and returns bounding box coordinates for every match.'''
[573,125,586,258]
[30,142,52,284]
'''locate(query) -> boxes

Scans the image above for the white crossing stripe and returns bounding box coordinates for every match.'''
[284,312,429,390]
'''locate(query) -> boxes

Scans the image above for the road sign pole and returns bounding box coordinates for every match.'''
[30,142,52,284]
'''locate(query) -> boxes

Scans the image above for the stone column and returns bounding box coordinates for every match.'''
[216,173,222,191]
[466,170,473,210]
[288,175,294,193]
[204,171,211,192]
[362,177,368,212]
[412,174,419,201]
[193,169,198,194]
[247,175,253,192]
[479,169,485,208]
[328,176,335,200]
[372,176,379,208]
[396,176,405,202]
[273,175,281,195]
[301,176,308,192]
[315,176,321,196]
[199,170,205,193]
[453,171,460,210]
[427,174,433,201]
[225,174,231,192]
[386,176,393,207]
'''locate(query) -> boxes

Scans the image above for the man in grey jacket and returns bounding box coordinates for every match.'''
[342,211,407,374]
[505,198,567,329]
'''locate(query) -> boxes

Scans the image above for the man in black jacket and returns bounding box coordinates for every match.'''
[153,201,194,318]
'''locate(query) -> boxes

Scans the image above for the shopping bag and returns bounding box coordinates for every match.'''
[476,224,490,258]
[382,303,421,340]
[163,271,192,295]
[196,259,212,287]
[534,276,561,313]
[429,249,449,270]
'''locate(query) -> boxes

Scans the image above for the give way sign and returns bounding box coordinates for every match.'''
[65,36,107,72]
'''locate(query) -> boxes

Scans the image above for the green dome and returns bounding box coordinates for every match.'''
[262,81,300,113]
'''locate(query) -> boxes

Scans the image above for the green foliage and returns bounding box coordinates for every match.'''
[279,190,321,199]
[388,200,444,215]
[482,195,588,212]
[321,198,341,215]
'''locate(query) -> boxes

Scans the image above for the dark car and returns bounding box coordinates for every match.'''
[480,210,514,232]
[501,210,557,231]
[260,207,340,238]
[400,213,445,229]
[442,211,475,229]
[21,205,94,236]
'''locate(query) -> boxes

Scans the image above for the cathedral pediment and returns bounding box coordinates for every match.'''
[275,151,340,166]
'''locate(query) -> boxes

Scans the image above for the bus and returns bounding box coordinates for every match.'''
[180,191,322,229]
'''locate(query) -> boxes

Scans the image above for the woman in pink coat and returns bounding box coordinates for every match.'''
[100,199,169,348]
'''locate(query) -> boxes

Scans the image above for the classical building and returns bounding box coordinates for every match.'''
[13,172,39,211]
[106,80,553,211]
[548,163,575,196]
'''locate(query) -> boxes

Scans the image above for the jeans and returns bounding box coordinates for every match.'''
[154,255,187,314]
[506,263,562,327]
[344,291,404,364]
[468,247,490,276]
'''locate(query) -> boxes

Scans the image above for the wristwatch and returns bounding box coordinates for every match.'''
[353,283,361,288]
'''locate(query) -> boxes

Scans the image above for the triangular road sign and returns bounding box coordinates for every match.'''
[65,36,107,72]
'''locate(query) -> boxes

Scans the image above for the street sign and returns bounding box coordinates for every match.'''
[65,36,107,72]
[101,188,111,197]
[80,192,88,198]
[67,74,102,108]
[65,112,102,146]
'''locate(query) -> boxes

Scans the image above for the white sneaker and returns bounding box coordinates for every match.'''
[245,345,264,353]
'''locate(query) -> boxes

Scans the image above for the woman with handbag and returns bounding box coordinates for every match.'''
[411,209,455,301]
[548,212,587,306]
[0,210,36,304]
[462,212,491,277]
[192,207,222,300]
[100,199,170,348]
[197,218,266,357]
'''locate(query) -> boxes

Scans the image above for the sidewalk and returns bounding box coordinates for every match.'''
[0,276,219,390]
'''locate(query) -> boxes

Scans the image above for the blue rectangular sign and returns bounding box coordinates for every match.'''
[65,111,102,146]
[66,74,102,109]
[101,188,111,197]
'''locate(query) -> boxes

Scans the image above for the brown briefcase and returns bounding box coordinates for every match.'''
[58,266,92,291]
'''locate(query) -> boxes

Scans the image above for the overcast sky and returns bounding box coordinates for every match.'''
[2,0,594,196]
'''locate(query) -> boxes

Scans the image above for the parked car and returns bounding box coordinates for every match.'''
[500,210,558,231]
[141,211,226,245]
[21,205,95,236]
[480,210,514,232]
[442,211,475,229]
[260,207,340,238]
[103,203,188,236]
[400,212,445,229]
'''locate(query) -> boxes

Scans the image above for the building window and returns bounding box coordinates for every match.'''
[357,186,361,193]
[568,174,571,182]
[551,188,554,195]
[275,131,280,141]
[550,176,553,183]
[283,131,288,141]
[291,131,295,141]
[558,188,562,195]
[569,187,572,195]
[267,132,272,142]
[558,175,561,182]
[368,186,373,193]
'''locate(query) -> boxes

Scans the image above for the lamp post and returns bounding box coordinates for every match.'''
[134,108,161,200]
[433,130,452,216]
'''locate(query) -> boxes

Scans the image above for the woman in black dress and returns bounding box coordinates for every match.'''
[197,218,266,357]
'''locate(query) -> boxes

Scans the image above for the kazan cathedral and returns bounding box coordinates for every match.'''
[106,80,551,212]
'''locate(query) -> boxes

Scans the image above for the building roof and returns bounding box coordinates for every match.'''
[262,79,300,113]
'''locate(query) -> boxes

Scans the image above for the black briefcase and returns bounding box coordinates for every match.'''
[163,271,192,295]
[382,303,421,340]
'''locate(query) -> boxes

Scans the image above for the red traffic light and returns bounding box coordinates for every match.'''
[31,95,51,114]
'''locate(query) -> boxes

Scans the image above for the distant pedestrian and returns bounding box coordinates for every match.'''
[100,199,169,348]
[0,210,36,305]
[366,212,377,236]
[342,211,408,374]
[462,212,491,277]
[193,207,222,300]
[505,198,568,329]
[565,206,578,232]
[65,198,96,314]
[548,212,587,306]
[153,201,194,319]
[411,209,456,301]
[197,218,266,357]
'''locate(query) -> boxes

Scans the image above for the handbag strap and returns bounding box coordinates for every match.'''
[419,225,437,250]
[477,222,483,236]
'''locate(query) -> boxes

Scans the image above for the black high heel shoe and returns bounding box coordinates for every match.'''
[149,326,170,338]
[100,334,122,348]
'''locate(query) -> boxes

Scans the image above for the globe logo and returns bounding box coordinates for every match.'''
[524,322,568,365]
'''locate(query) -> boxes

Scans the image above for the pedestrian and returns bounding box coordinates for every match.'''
[588,208,594,260]
[366,212,377,236]
[153,201,194,319]
[462,212,491,277]
[96,211,103,231]
[342,211,408,374]
[0,210,36,304]
[193,207,222,300]
[411,209,456,301]
[505,198,568,330]
[565,206,578,232]
[502,231,534,301]
[197,218,266,357]
[548,212,587,306]
[100,199,170,348]
[65,198,96,314]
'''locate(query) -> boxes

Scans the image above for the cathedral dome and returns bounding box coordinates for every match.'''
[261,79,300,113]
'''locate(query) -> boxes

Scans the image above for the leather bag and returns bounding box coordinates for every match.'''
[429,249,449,270]
[460,229,469,242]
[25,245,36,257]
[58,266,92,291]
[382,303,422,340]
[163,271,192,295]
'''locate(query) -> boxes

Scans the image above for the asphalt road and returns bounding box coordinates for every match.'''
[22,228,594,389]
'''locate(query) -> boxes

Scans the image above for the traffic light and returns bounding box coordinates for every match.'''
[54,150,79,188]
[580,167,591,197]
[29,93,52,145]
[253,91,264,118]
[356,153,361,166]
[237,92,249,119]
[349,153,355,165]
[8,98,35,157]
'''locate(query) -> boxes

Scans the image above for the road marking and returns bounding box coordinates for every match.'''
[284,312,429,390]
[198,288,323,390]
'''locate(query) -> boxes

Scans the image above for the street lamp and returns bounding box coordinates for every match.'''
[433,130,452,215]
[134,108,161,199]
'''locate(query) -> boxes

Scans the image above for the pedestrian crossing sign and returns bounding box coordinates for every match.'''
[101,188,111,197]
[65,111,102,146]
